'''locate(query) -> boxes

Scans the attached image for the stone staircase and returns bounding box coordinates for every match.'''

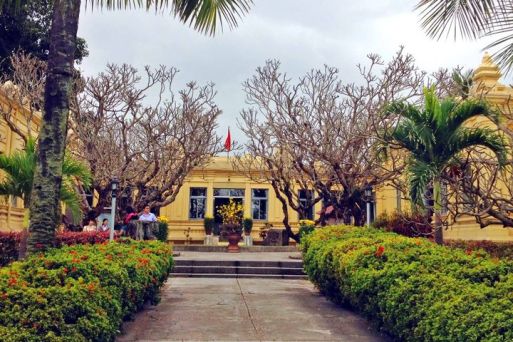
[171,259,307,279]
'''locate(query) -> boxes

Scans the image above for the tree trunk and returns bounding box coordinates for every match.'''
[270,181,299,243]
[27,0,81,253]
[433,178,444,245]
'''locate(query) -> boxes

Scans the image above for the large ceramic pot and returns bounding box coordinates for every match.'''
[226,232,242,253]
[222,223,242,253]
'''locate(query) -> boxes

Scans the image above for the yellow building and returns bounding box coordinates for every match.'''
[160,156,323,243]
[0,82,41,230]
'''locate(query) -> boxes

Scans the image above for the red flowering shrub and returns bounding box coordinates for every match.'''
[0,232,20,267]
[0,239,173,340]
[0,231,122,267]
[55,231,121,246]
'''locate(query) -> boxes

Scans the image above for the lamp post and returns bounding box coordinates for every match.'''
[110,178,119,242]
[364,184,373,228]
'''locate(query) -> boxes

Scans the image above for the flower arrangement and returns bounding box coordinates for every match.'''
[157,215,169,223]
[217,199,243,235]
[217,199,244,226]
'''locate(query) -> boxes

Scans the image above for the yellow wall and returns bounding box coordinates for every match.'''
[0,83,41,231]
[443,53,513,241]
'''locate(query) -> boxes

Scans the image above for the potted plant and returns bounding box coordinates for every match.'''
[243,217,253,236]
[218,199,243,253]
[203,216,215,245]
[242,217,253,246]
[204,216,215,235]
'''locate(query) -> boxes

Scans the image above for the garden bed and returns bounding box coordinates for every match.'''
[302,225,513,341]
[0,239,173,341]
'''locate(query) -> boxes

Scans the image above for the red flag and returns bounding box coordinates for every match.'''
[224,128,232,152]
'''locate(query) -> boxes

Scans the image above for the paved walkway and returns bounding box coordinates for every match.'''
[118,278,388,342]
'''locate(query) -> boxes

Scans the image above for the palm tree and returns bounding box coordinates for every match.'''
[385,87,508,244]
[0,137,92,219]
[415,0,513,72]
[0,0,252,253]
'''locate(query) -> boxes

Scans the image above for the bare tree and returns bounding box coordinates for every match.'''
[442,140,513,228]
[0,52,46,144]
[70,64,222,216]
[236,48,429,240]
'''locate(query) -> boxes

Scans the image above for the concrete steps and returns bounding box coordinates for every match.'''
[171,259,307,279]
[173,245,298,252]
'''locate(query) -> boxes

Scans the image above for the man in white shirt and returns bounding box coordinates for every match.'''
[139,205,157,222]
[138,205,157,240]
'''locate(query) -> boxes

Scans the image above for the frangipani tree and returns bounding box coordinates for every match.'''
[385,87,508,244]
[0,0,252,252]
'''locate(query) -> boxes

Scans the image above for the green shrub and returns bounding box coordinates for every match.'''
[301,226,513,341]
[298,219,316,240]
[155,222,169,242]
[0,239,173,341]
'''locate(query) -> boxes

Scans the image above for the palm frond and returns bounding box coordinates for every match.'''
[384,102,425,125]
[415,0,499,40]
[83,0,252,35]
[0,138,36,201]
[60,180,82,221]
[423,86,444,128]
[415,0,513,72]
[446,99,496,133]
[0,181,21,198]
[392,119,434,160]
[408,159,436,207]
[484,32,513,74]
[448,127,508,166]
[63,156,92,189]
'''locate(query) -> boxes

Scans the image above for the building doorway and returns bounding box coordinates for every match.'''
[213,188,244,234]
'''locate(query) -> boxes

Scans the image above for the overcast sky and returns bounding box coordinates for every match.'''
[77,0,502,142]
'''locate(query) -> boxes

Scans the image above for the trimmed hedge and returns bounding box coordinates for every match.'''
[446,239,513,260]
[0,239,173,341]
[302,226,513,341]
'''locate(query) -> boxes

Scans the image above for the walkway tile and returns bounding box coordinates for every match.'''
[118,278,388,342]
